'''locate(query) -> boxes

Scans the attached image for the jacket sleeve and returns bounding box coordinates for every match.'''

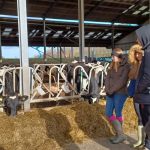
[136,50,150,93]
[110,65,130,94]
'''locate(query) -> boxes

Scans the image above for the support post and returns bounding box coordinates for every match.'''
[17,0,30,111]
[63,47,66,58]
[111,25,115,50]
[43,18,47,62]
[60,47,62,63]
[57,47,59,58]
[51,47,53,58]
[71,47,74,58]
[88,47,90,58]
[92,47,94,61]
[78,0,85,62]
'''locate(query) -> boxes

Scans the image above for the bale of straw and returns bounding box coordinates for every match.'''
[0,98,137,150]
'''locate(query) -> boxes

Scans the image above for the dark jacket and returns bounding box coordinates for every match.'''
[105,55,130,95]
[134,25,150,104]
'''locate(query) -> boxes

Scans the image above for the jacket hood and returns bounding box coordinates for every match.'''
[136,25,150,50]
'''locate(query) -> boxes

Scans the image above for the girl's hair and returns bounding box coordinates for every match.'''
[110,48,123,72]
[112,48,123,55]
[128,44,143,65]
[128,44,143,79]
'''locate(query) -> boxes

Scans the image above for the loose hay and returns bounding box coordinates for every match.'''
[123,98,138,132]
[0,98,137,150]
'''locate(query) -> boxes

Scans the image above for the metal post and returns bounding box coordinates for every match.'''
[71,47,74,58]
[57,47,59,58]
[78,0,85,62]
[111,25,115,50]
[52,47,53,58]
[88,47,90,58]
[63,47,66,58]
[0,25,2,62]
[92,47,94,61]
[60,46,62,63]
[17,0,30,111]
[43,18,47,62]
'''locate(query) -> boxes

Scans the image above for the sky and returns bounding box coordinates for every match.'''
[2,46,44,58]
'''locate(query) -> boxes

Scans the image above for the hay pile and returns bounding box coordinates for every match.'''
[123,98,138,132]
[0,98,137,150]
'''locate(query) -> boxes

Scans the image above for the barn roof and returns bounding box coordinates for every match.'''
[0,0,149,47]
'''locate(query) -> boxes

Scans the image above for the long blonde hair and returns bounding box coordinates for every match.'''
[128,44,143,79]
[128,44,143,65]
[110,48,123,72]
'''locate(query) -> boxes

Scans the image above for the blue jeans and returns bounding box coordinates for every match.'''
[105,93,127,118]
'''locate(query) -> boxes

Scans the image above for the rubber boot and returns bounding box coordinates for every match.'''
[109,122,123,142]
[111,120,126,144]
[109,119,123,142]
[109,135,117,142]
[133,125,144,148]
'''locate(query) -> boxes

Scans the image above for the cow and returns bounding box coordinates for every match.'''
[2,70,28,116]
[3,94,28,116]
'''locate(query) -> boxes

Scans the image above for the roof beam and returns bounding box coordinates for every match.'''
[42,0,57,18]
[85,0,104,18]
[111,0,143,23]
[0,0,6,10]
[104,0,133,5]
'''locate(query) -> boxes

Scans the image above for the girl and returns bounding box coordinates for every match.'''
[128,44,144,148]
[105,48,130,144]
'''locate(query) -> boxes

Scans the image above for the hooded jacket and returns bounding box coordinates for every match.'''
[105,55,130,95]
[134,24,150,104]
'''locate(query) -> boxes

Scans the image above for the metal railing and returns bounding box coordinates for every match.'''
[0,62,109,104]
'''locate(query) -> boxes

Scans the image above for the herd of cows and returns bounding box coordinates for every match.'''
[0,61,109,116]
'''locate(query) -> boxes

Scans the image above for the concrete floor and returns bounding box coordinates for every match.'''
[65,133,138,150]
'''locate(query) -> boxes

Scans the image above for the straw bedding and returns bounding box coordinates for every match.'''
[0,98,137,150]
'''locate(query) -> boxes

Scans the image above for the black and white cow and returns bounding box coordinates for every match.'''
[2,71,28,116]
[66,61,103,104]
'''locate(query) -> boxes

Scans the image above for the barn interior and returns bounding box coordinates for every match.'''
[0,1,149,149]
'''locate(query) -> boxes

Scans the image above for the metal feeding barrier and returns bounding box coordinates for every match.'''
[0,66,33,96]
[0,62,109,105]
